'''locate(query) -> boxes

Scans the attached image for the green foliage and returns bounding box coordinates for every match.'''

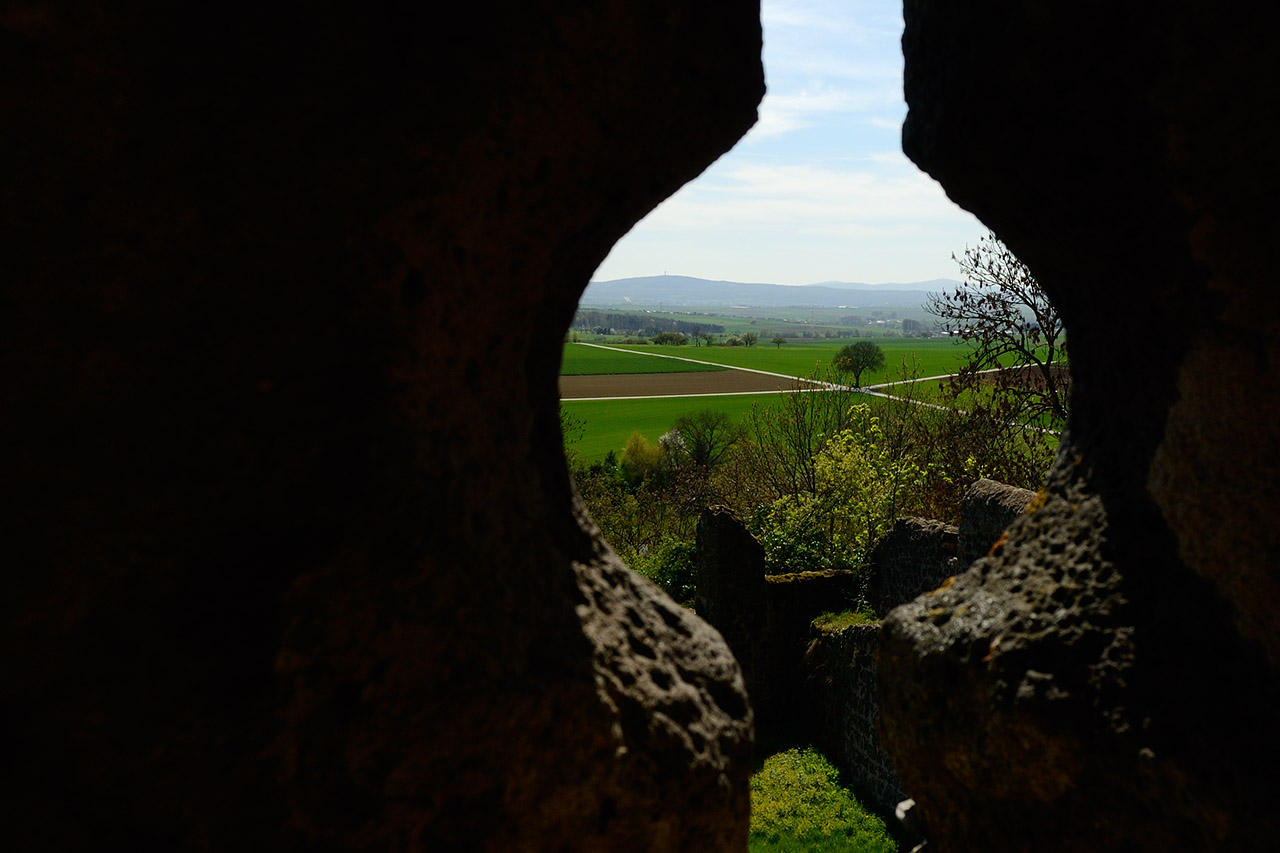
[747,404,924,573]
[832,341,887,386]
[885,395,1057,520]
[651,331,688,345]
[573,454,697,579]
[668,410,742,471]
[736,369,866,500]
[632,539,699,605]
[751,513,855,575]
[750,748,896,853]
[811,608,878,632]
[620,430,666,486]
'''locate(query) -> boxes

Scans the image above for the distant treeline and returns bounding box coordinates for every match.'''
[571,309,725,337]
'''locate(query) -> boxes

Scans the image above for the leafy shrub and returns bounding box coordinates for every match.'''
[620,430,666,486]
[748,405,924,574]
[750,509,855,575]
[634,539,698,605]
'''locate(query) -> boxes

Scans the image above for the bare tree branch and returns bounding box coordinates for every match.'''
[926,232,1069,428]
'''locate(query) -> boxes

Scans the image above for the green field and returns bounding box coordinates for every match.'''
[559,338,976,463]
[560,343,726,375]
[557,337,1052,464]
[567,338,975,383]
[562,390,881,462]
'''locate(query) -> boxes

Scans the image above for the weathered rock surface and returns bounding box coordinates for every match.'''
[957,478,1035,567]
[3,2,762,848]
[804,623,905,816]
[881,2,1280,849]
[868,516,958,618]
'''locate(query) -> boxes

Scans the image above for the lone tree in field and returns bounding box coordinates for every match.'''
[772,336,786,349]
[832,341,885,387]
[926,232,1068,428]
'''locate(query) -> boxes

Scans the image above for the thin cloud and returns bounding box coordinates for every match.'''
[635,161,972,234]
[591,0,984,285]
[746,87,901,140]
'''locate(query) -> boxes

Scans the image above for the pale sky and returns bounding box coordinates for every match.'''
[591,0,986,286]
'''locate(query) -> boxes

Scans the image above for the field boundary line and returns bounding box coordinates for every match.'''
[565,388,835,402]
[570,344,1062,434]
[576,342,820,383]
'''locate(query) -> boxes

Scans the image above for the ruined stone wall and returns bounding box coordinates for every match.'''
[803,624,904,814]
[802,482,1030,817]
[696,508,859,741]
[958,479,1037,567]
[700,486,1031,818]
[868,517,958,618]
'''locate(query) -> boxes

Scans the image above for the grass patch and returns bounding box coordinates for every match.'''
[811,609,878,633]
[750,747,897,852]
[560,343,726,375]
[562,391,880,463]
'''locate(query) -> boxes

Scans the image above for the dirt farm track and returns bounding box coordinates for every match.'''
[559,370,823,400]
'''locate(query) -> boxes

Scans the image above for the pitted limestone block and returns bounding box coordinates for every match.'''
[881,453,1280,850]
[958,478,1036,567]
[570,552,753,850]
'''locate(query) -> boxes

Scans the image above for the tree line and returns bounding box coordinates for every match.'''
[570,309,724,337]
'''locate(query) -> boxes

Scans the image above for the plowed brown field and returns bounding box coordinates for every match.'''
[559,370,824,399]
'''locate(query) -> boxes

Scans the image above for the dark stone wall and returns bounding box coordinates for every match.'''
[696,507,859,742]
[803,623,904,815]
[3,3,763,849]
[696,507,770,726]
[881,3,1280,849]
[957,478,1035,568]
[868,516,958,618]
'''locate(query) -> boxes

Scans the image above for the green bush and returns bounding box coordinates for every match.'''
[635,539,698,605]
[746,404,924,574]
[750,747,896,852]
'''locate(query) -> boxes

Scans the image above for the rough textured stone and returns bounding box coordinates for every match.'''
[881,2,1280,849]
[868,516,958,618]
[804,623,905,816]
[4,3,762,848]
[696,508,860,744]
[696,508,769,730]
[957,478,1035,567]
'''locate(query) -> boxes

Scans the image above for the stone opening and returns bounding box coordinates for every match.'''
[8,2,1280,850]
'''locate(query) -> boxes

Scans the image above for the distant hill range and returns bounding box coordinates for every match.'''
[580,275,958,308]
